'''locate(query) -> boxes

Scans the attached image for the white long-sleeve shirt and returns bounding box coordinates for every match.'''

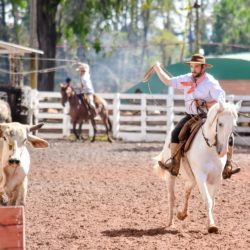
[79,74,95,94]
[170,73,225,115]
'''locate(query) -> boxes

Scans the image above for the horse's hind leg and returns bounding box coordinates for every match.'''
[104,117,112,143]
[177,158,196,221]
[100,112,112,143]
[90,118,97,142]
[166,175,176,227]
[177,179,195,221]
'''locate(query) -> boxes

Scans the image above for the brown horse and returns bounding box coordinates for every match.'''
[60,84,112,142]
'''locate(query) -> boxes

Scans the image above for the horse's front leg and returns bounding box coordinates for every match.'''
[90,118,97,142]
[206,181,221,233]
[72,122,79,140]
[196,175,218,233]
[78,122,83,140]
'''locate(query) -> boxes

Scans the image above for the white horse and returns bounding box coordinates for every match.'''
[154,101,241,233]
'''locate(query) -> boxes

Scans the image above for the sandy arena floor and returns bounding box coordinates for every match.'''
[25,140,250,250]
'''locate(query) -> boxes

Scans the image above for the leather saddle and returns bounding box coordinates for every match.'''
[178,114,206,154]
[78,94,97,117]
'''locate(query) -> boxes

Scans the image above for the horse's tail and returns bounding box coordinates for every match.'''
[153,151,168,180]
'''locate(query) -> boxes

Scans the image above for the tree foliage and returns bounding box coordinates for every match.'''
[2,0,249,90]
[212,0,250,54]
[0,0,27,42]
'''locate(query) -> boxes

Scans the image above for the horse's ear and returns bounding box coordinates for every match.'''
[235,100,242,112]
[218,101,225,112]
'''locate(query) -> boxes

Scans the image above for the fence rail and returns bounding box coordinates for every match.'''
[31,91,250,145]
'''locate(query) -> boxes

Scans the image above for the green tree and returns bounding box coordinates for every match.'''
[36,0,125,90]
[0,0,27,42]
[211,0,250,54]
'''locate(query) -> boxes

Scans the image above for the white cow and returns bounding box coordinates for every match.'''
[0,99,12,123]
[0,122,49,206]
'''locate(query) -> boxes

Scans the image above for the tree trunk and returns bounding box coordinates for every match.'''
[0,0,9,40]
[37,0,60,91]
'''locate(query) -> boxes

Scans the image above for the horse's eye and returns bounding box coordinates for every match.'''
[218,122,223,127]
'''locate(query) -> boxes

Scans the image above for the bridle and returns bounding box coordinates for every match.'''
[201,123,218,148]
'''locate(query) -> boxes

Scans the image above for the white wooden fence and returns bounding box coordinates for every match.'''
[30,90,250,145]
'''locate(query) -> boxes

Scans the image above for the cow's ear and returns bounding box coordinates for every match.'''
[27,134,49,148]
[0,124,9,138]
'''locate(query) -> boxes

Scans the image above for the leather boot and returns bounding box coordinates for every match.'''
[158,143,182,176]
[222,146,240,179]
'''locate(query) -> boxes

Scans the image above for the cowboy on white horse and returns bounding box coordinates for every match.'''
[149,54,240,179]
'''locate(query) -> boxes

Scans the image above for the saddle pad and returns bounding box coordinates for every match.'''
[184,119,204,153]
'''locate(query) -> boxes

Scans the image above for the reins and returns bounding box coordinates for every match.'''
[201,123,217,148]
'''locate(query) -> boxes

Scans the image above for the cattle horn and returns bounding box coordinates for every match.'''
[29,123,44,132]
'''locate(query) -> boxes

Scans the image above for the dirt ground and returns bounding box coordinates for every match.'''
[25,140,250,250]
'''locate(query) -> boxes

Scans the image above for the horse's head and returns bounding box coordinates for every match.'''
[206,101,241,157]
[60,83,74,106]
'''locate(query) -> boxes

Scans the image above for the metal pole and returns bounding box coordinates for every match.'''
[29,0,38,89]
[194,0,201,53]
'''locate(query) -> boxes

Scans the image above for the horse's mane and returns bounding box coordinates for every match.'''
[206,102,238,127]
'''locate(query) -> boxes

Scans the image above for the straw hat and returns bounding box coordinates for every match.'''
[185,54,212,68]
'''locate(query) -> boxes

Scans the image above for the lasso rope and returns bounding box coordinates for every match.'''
[144,63,174,107]
[0,54,79,63]
[0,63,79,75]
[0,54,80,75]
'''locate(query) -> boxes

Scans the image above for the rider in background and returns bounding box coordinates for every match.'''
[64,77,71,87]
[76,63,96,117]
[150,54,240,179]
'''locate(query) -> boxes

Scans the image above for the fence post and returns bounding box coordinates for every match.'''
[30,88,38,125]
[141,94,147,139]
[31,89,39,135]
[113,93,120,139]
[63,103,70,136]
[166,94,174,134]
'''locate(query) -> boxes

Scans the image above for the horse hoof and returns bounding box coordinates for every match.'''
[0,195,8,206]
[177,211,187,221]
[108,138,113,143]
[208,225,218,234]
[166,221,172,227]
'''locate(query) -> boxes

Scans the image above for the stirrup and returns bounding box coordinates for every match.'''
[158,160,179,177]
[222,165,241,179]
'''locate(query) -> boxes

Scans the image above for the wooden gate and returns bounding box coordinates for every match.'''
[0,206,25,249]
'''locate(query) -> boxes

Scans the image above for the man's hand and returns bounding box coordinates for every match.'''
[195,100,205,107]
[153,61,161,70]
[195,99,217,109]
